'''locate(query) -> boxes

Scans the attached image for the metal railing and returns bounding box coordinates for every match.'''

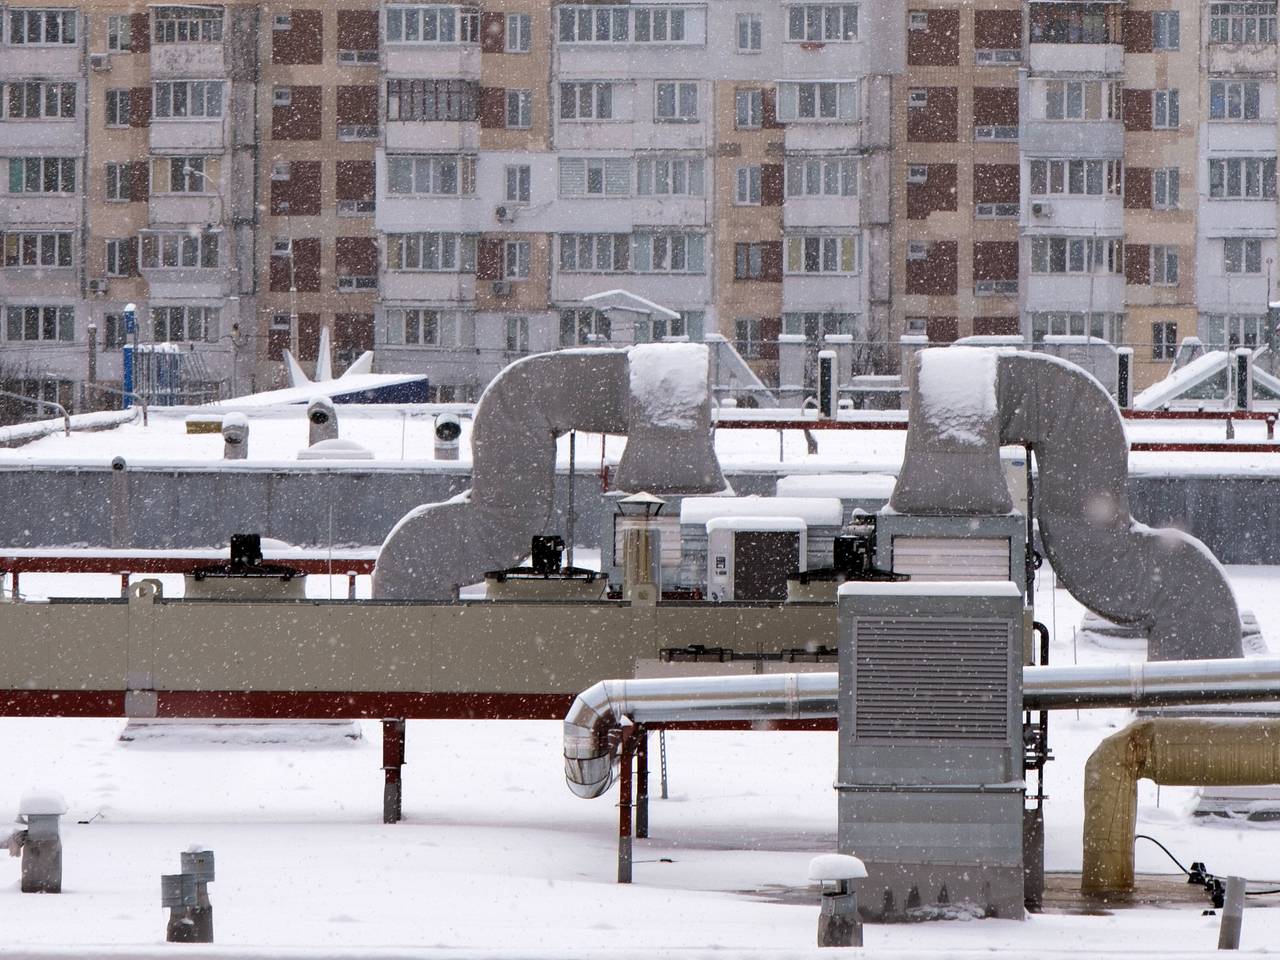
[81,382,148,426]
[0,390,69,437]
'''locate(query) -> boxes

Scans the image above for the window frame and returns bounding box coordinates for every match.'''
[736,12,762,51]
[505,12,531,51]
[655,81,698,122]
[785,4,858,42]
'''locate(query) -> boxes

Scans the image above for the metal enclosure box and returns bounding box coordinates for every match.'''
[706,519,806,602]
[837,581,1025,921]
[874,512,1027,594]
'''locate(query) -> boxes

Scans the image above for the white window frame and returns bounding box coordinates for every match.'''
[735,88,763,129]
[735,165,762,205]
[1028,158,1123,197]
[105,162,130,201]
[635,156,703,196]
[506,12,531,51]
[384,6,480,44]
[149,305,219,343]
[556,6,697,44]
[779,81,857,122]
[1153,167,1180,208]
[7,156,76,194]
[140,229,220,269]
[105,88,131,127]
[1209,80,1262,121]
[786,4,858,41]
[3,305,75,342]
[1152,320,1178,360]
[1153,89,1180,129]
[1223,237,1263,274]
[557,233,630,273]
[1043,80,1122,121]
[631,232,706,274]
[387,154,477,196]
[152,5,223,44]
[785,156,857,196]
[785,234,860,274]
[1209,2,1276,43]
[107,14,132,51]
[0,81,76,120]
[105,238,131,277]
[1151,245,1178,286]
[736,12,762,51]
[1,231,74,268]
[386,232,477,272]
[655,81,698,122]
[1152,11,1180,48]
[506,315,529,352]
[505,89,532,128]
[503,240,530,279]
[152,80,225,120]
[6,8,77,45]
[559,157,632,197]
[559,82,614,121]
[505,164,531,203]
[1030,236,1124,275]
[1209,157,1277,199]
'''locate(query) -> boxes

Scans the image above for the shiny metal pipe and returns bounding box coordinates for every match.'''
[563,674,837,798]
[564,658,1280,798]
[1023,657,1280,710]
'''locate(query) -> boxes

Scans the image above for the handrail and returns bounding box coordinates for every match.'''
[0,390,70,437]
[82,382,148,426]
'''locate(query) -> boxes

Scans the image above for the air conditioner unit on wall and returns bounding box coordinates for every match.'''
[1031,201,1053,218]
[87,278,109,295]
[491,280,512,296]
[89,53,111,72]
[495,205,514,223]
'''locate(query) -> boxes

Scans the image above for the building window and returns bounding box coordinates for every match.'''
[1210,80,1261,120]
[505,164,531,202]
[153,80,225,119]
[1030,236,1123,274]
[559,82,613,120]
[385,79,478,121]
[1153,89,1180,128]
[655,81,698,121]
[505,13,531,50]
[385,6,480,43]
[1209,157,1277,199]
[105,162,133,201]
[1224,237,1263,274]
[506,315,529,352]
[735,88,762,128]
[153,5,223,43]
[1043,80,1122,120]
[6,8,76,44]
[735,242,765,279]
[6,157,75,194]
[150,305,218,342]
[1153,11,1180,48]
[105,89,131,127]
[1152,321,1177,360]
[737,12,762,50]
[105,238,134,277]
[736,165,762,204]
[504,240,530,279]
[777,81,857,121]
[104,313,128,349]
[141,230,219,269]
[786,4,858,41]
[1204,313,1266,348]
[1,231,73,267]
[386,233,477,271]
[1030,311,1123,343]
[387,154,476,196]
[559,308,610,345]
[786,235,859,274]
[735,317,763,359]
[632,232,705,273]
[556,6,696,43]
[1153,167,1180,208]
[1028,2,1121,43]
[4,305,74,342]
[1210,2,1276,42]
[0,81,76,120]
[558,234,629,272]
[786,156,857,196]
[784,312,858,338]
[107,15,132,51]
[505,89,532,128]
[636,156,703,196]
[153,155,216,193]
[1151,245,1178,286]
[1029,158,1122,196]
[559,157,631,196]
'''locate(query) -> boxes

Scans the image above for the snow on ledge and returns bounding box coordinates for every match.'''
[916,347,997,445]
[839,579,1021,598]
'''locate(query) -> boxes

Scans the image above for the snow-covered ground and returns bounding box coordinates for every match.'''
[1,567,1279,957]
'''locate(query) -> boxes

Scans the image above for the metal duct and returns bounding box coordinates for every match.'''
[374,346,727,600]
[564,658,1280,798]
[891,349,1241,661]
[1082,718,1280,894]
[564,673,836,799]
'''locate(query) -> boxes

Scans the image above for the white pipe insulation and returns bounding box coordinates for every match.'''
[373,345,728,600]
[890,349,1241,661]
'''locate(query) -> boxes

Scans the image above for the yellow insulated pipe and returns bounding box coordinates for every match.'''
[1082,718,1280,895]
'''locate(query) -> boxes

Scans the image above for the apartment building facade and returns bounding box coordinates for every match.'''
[3,0,1278,407]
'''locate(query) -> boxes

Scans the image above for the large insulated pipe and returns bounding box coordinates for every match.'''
[1082,718,1280,895]
[373,345,727,600]
[891,349,1241,661]
[563,658,1280,798]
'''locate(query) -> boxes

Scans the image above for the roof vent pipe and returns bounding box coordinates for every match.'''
[890,348,1241,661]
[307,396,338,446]
[373,345,728,600]
[221,413,248,460]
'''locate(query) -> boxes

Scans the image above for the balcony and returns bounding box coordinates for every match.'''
[1021,121,1122,158]
[1028,43,1124,74]
[0,118,83,153]
[1209,43,1278,75]
[376,195,480,234]
[553,271,709,305]
[783,195,861,230]
[383,44,479,79]
[0,195,78,228]
[380,271,476,304]
[1023,273,1124,312]
[0,46,79,78]
[0,266,77,298]
[141,267,226,300]
[782,273,867,311]
[150,119,226,153]
[1022,194,1123,233]
[149,194,224,227]
[384,120,478,153]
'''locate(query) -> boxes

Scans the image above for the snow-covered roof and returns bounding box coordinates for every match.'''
[682,496,844,527]
[775,473,897,500]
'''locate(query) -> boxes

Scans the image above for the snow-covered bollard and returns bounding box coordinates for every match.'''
[434,413,461,460]
[162,848,215,943]
[810,853,867,948]
[10,790,67,893]
[308,396,339,446]
[222,413,249,460]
